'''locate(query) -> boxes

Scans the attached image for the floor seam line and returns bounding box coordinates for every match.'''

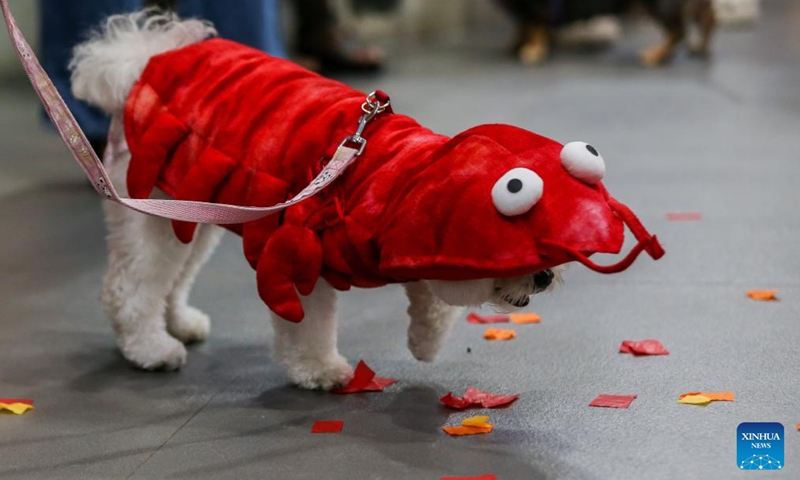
[123,374,240,480]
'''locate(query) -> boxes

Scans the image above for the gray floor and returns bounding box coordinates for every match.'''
[2,3,800,479]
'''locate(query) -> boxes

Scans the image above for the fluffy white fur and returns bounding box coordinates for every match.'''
[71,10,554,389]
[70,10,215,114]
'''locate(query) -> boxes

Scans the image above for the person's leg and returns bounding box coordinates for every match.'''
[39,0,143,147]
[495,0,551,62]
[178,0,286,57]
[639,0,687,66]
[690,0,716,57]
[292,0,384,72]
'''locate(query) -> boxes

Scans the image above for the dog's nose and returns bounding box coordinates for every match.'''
[533,269,554,291]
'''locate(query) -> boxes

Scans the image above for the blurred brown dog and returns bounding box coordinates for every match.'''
[497,0,715,65]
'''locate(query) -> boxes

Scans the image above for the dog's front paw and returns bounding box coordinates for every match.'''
[119,332,187,371]
[284,355,354,391]
[407,334,442,363]
[167,305,211,344]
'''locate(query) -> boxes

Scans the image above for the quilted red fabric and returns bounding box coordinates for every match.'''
[124,39,663,322]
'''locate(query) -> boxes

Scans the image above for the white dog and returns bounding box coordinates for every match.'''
[70,10,565,389]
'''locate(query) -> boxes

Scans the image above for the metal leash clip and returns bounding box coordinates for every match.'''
[339,91,391,156]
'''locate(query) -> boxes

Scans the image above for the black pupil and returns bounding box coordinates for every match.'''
[507,178,523,193]
[585,144,599,156]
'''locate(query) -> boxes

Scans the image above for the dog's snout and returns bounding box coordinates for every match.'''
[533,269,554,291]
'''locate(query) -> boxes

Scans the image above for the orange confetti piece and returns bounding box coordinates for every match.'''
[747,290,778,301]
[702,392,734,402]
[442,425,493,436]
[443,415,494,436]
[483,328,516,340]
[796,423,799,431]
[678,391,734,405]
[509,312,541,324]
[678,391,734,401]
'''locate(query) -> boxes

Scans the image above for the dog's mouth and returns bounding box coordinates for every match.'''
[503,295,530,308]
[493,269,557,310]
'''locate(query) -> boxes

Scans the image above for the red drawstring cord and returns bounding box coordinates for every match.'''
[608,197,665,260]
[541,196,664,274]
[541,237,654,274]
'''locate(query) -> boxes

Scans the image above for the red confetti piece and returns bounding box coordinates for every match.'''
[467,313,509,324]
[589,394,637,409]
[443,476,497,480]
[0,399,32,405]
[440,387,519,409]
[440,393,473,409]
[442,476,497,480]
[666,212,702,221]
[311,420,344,433]
[332,360,397,394]
[619,339,669,356]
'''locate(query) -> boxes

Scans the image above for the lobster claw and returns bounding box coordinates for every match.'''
[256,225,323,322]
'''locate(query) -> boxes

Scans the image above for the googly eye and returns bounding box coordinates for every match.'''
[560,141,605,184]
[491,168,544,217]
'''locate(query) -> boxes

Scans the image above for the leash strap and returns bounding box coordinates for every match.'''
[0,0,386,224]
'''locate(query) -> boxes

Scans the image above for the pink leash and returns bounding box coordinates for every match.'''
[0,0,386,224]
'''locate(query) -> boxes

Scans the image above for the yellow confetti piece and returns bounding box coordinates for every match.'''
[461,415,491,428]
[747,290,778,301]
[509,312,541,324]
[0,402,34,415]
[678,395,712,405]
[483,328,516,340]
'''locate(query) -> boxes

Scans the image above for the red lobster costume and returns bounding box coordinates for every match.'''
[123,38,664,322]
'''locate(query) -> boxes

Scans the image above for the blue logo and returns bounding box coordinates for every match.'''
[738,423,784,471]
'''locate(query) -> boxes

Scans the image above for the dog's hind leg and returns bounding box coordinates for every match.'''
[101,148,194,371]
[405,281,463,362]
[269,279,353,390]
[165,224,224,344]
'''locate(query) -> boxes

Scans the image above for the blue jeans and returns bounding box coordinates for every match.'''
[39,0,285,139]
